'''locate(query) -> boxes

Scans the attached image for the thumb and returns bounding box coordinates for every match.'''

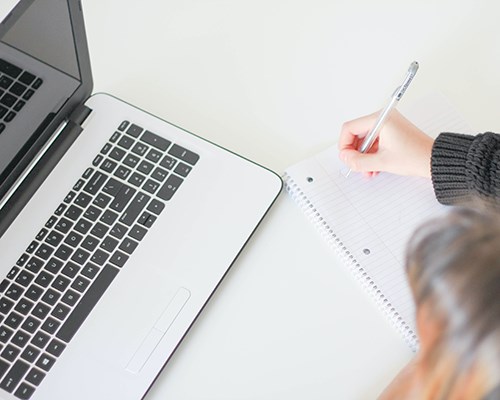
[339,149,383,173]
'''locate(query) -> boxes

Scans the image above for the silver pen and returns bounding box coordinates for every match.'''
[345,61,419,177]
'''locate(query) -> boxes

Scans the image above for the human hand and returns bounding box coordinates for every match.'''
[338,110,434,178]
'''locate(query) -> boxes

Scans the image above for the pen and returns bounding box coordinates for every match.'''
[345,61,419,177]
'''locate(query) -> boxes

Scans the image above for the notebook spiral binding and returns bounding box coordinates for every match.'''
[283,172,419,352]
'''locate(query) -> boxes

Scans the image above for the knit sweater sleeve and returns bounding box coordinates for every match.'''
[431,132,500,205]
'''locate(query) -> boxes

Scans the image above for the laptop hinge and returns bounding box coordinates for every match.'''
[0,104,93,238]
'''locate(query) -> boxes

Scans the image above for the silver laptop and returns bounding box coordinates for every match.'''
[0,1,282,399]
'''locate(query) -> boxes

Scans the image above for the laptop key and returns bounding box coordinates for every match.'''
[157,174,183,201]
[168,144,200,165]
[56,264,118,343]
[25,367,45,386]
[0,59,22,78]
[140,130,171,151]
[14,382,35,400]
[120,192,150,226]
[0,359,29,393]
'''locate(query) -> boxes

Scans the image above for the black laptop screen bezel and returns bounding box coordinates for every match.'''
[0,0,93,203]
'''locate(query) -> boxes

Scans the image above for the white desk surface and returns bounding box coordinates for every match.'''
[2,1,500,399]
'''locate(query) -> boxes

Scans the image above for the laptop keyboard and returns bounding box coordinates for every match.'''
[0,59,43,135]
[0,121,199,399]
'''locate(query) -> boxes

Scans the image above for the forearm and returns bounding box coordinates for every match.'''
[431,132,500,204]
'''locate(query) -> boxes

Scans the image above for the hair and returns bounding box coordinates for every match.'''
[405,207,500,400]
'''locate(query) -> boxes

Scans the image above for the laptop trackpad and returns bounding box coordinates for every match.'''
[126,287,191,374]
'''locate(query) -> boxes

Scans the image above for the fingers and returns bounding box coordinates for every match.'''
[338,112,379,151]
[339,148,384,173]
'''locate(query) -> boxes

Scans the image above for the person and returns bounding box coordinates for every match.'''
[338,110,500,205]
[378,207,500,400]
[338,111,500,399]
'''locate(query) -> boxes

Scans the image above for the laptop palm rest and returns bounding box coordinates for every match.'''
[126,287,191,374]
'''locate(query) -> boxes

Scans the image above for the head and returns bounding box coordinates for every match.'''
[405,207,500,399]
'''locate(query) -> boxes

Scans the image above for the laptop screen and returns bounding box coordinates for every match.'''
[0,0,91,199]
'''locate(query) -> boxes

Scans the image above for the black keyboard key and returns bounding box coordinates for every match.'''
[109,223,127,240]
[123,153,140,168]
[174,162,193,177]
[109,251,128,268]
[159,155,176,170]
[41,317,61,335]
[102,177,123,197]
[83,171,107,195]
[64,232,83,248]
[100,143,112,155]
[25,367,45,386]
[0,360,7,381]
[109,132,120,143]
[81,235,99,252]
[71,276,91,293]
[151,166,168,182]
[63,191,76,204]
[54,244,73,261]
[131,142,148,156]
[92,154,104,167]
[119,238,138,255]
[157,174,183,201]
[61,289,80,307]
[32,303,50,320]
[16,253,30,267]
[1,344,20,361]
[52,276,71,292]
[35,270,54,287]
[93,193,112,209]
[4,111,16,123]
[20,346,40,363]
[45,216,57,229]
[25,241,38,254]
[90,222,108,239]
[14,382,35,399]
[7,266,20,280]
[74,192,92,208]
[118,121,129,132]
[129,224,147,241]
[142,179,160,194]
[100,210,118,226]
[108,147,126,162]
[15,271,34,288]
[146,148,163,163]
[32,78,43,89]
[35,244,53,260]
[73,179,85,191]
[45,258,63,274]
[126,124,142,138]
[57,264,119,343]
[147,199,165,215]
[45,231,64,247]
[54,203,67,216]
[120,192,150,226]
[22,89,35,101]
[114,165,131,180]
[18,71,35,86]
[9,82,26,96]
[137,160,154,175]
[0,280,8,293]
[5,312,23,330]
[46,339,65,358]
[51,303,71,321]
[13,99,25,112]
[21,317,40,334]
[0,360,29,393]
[24,286,43,303]
[11,330,30,348]
[74,218,93,235]
[0,75,13,89]
[41,289,60,306]
[0,92,15,109]
[0,298,14,314]
[110,185,136,213]
[100,236,118,253]
[61,262,80,279]
[0,59,22,78]
[81,264,100,280]
[128,172,146,187]
[31,331,50,349]
[64,205,83,221]
[83,205,102,222]
[0,326,14,343]
[117,135,134,150]
[91,249,109,266]
[5,284,24,301]
[15,299,34,315]
[71,248,91,265]
[140,130,171,151]
[25,257,44,274]
[36,353,56,372]
[168,144,200,165]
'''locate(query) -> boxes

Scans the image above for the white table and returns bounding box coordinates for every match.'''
[2,1,500,399]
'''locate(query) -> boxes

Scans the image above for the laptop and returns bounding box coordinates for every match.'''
[0,0,282,399]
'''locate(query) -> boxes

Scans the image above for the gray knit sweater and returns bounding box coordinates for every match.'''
[431,132,500,205]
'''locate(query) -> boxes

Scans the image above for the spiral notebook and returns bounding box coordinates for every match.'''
[284,93,470,351]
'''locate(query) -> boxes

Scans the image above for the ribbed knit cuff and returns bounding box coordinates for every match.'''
[431,132,475,205]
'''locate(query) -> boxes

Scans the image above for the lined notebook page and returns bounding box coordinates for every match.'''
[284,93,470,350]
